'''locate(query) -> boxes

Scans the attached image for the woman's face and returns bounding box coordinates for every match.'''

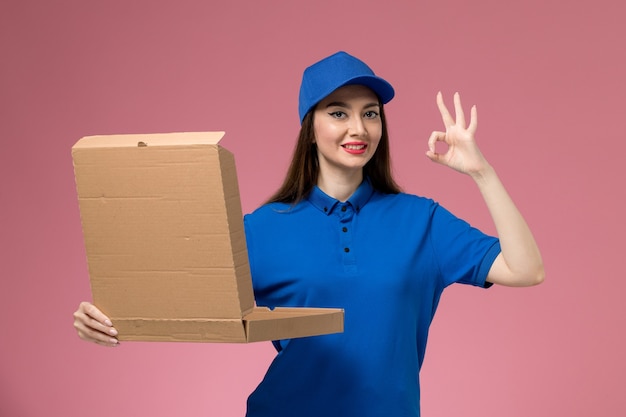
[313,84,382,178]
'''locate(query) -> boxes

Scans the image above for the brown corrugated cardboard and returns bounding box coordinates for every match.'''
[72,132,344,342]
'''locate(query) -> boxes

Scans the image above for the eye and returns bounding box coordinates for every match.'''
[328,111,347,119]
[364,111,379,119]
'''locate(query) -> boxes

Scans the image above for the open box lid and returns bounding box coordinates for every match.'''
[72,132,343,342]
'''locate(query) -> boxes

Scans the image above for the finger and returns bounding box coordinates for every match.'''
[85,314,119,337]
[436,91,454,128]
[80,301,113,327]
[427,130,446,154]
[78,325,119,347]
[468,105,478,134]
[94,339,120,348]
[454,92,466,128]
[425,148,447,165]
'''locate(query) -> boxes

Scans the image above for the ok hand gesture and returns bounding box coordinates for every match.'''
[426,92,490,178]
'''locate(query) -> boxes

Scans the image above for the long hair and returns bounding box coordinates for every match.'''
[265,103,402,205]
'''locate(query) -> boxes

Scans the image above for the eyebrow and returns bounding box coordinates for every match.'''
[324,101,380,109]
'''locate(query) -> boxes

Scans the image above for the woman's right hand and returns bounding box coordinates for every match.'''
[73,302,119,347]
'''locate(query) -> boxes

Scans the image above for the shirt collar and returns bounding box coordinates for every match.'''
[307,178,375,215]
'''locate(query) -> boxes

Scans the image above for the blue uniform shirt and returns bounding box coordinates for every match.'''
[243,180,501,417]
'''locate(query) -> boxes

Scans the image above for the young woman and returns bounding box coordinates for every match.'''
[74,51,544,417]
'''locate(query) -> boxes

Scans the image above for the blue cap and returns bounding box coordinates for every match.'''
[298,51,395,124]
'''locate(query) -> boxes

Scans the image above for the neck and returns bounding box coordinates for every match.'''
[317,169,363,202]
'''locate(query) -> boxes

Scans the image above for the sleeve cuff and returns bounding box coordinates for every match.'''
[478,240,501,289]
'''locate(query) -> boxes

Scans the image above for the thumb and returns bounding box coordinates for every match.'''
[426,150,444,165]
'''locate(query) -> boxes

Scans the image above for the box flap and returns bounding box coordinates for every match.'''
[244,307,344,342]
[73,131,225,149]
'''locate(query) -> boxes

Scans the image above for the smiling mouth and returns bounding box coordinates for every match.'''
[342,144,367,150]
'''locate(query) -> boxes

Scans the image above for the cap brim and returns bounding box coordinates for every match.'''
[339,75,395,104]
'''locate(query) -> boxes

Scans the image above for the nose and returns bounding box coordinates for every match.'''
[348,116,366,137]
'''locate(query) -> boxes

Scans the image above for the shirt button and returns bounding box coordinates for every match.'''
[341,206,347,212]
[342,227,348,232]
[344,247,350,253]
[323,207,328,212]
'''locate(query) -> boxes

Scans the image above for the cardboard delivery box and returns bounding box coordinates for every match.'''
[72,132,344,342]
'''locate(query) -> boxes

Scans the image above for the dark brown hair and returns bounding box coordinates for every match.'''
[265,102,402,205]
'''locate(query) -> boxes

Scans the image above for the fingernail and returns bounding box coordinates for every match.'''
[110,338,119,345]
[109,328,118,336]
[105,319,113,327]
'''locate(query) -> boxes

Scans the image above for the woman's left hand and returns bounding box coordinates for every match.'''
[426,92,490,178]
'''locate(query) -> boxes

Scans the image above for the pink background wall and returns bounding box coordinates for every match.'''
[1,1,624,416]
